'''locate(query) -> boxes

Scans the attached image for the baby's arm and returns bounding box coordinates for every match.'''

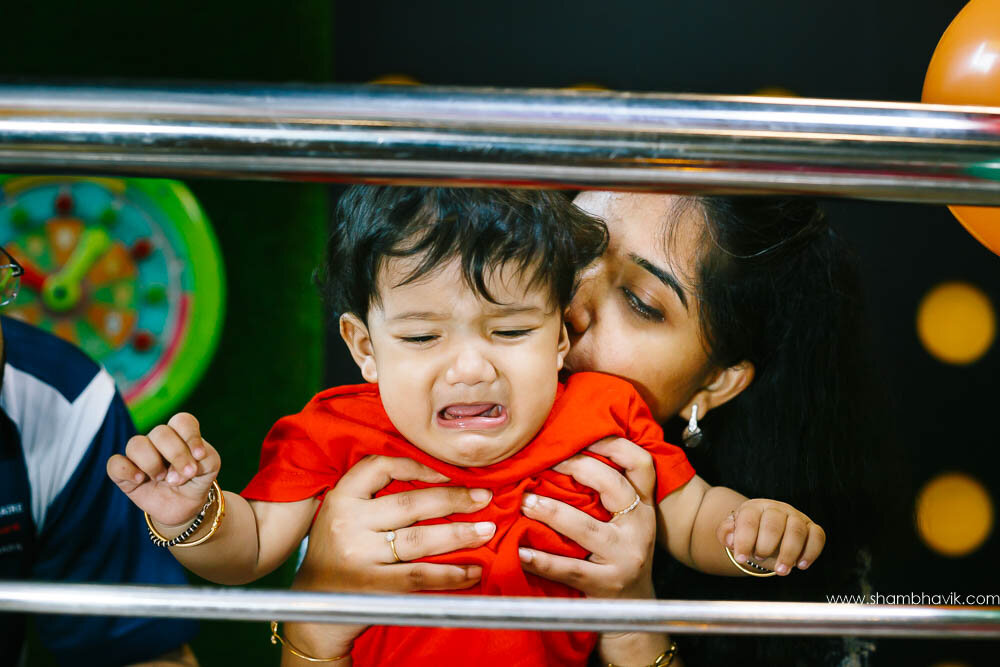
[106,413,316,585]
[657,475,825,576]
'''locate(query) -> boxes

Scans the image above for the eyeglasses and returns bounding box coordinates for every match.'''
[0,247,23,307]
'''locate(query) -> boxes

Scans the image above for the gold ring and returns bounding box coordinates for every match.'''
[724,546,777,577]
[385,530,401,563]
[611,494,641,519]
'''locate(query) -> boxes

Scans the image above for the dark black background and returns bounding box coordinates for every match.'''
[0,1,995,664]
[329,2,999,665]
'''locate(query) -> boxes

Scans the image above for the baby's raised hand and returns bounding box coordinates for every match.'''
[106,412,221,527]
[717,499,825,576]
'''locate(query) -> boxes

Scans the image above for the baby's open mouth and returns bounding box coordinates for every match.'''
[440,404,503,420]
[436,403,508,430]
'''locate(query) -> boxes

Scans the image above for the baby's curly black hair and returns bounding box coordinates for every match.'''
[317,186,608,320]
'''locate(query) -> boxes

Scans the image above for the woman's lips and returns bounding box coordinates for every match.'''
[436,403,508,430]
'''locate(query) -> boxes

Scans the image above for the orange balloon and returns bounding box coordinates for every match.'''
[947,205,1000,255]
[922,0,1000,256]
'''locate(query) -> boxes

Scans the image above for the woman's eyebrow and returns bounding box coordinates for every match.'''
[628,253,689,309]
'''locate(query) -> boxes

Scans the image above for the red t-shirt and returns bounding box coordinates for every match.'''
[243,371,695,667]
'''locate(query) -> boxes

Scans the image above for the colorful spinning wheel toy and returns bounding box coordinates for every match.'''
[0,176,225,431]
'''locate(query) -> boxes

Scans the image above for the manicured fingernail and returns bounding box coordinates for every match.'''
[522,493,538,509]
[155,472,166,482]
[735,553,747,563]
[474,521,495,536]
[470,488,491,503]
[798,560,810,570]
[183,464,196,477]
[192,448,205,460]
[518,547,533,563]
[133,472,145,483]
[776,563,790,575]
[166,471,179,484]
[726,533,734,548]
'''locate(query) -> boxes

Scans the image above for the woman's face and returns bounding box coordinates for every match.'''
[565,192,718,422]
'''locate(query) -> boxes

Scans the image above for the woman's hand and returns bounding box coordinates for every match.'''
[517,438,677,667]
[280,455,496,663]
[517,437,657,599]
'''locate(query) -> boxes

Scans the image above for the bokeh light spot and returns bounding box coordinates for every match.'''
[916,472,994,557]
[917,281,995,364]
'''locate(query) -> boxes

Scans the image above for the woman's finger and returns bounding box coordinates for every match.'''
[551,454,639,517]
[584,437,657,504]
[517,547,603,593]
[522,493,619,555]
[335,455,450,499]
[369,486,493,531]
[381,562,483,592]
[389,521,496,562]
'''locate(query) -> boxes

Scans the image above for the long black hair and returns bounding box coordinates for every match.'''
[653,196,902,666]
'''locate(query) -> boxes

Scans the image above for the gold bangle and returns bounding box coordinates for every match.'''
[145,480,225,548]
[606,640,678,667]
[725,546,777,577]
[270,621,348,662]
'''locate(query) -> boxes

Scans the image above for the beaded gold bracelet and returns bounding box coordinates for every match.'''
[145,480,225,548]
[270,621,348,662]
[724,545,777,577]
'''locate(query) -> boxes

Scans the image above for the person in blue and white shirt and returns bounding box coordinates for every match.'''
[0,246,198,666]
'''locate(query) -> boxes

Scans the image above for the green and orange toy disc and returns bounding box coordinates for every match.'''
[0,176,225,431]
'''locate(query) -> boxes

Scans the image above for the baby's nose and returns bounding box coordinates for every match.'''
[445,347,498,385]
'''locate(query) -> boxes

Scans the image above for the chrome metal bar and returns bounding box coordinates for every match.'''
[1,582,999,638]
[1,83,1000,204]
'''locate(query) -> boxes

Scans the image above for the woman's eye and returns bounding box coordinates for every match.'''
[400,335,438,343]
[494,329,532,338]
[622,288,664,322]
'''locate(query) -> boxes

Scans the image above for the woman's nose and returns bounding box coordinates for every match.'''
[565,267,599,338]
[444,346,498,386]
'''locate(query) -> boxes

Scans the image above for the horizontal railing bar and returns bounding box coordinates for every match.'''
[1,83,999,204]
[2,582,999,638]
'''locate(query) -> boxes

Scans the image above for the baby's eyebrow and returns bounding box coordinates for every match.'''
[482,304,543,316]
[388,304,544,321]
[388,310,450,321]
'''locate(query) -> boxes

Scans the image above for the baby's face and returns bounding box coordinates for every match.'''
[343,256,569,467]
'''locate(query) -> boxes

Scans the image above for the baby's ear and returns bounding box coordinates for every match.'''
[339,313,378,383]
[555,321,571,371]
